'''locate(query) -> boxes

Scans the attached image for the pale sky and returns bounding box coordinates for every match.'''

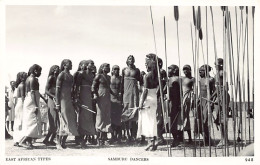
[4,5,255,99]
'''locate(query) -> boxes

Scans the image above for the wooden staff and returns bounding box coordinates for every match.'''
[241,7,247,147]
[246,6,251,145]
[233,6,241,152]
[205,6,214,157]
[195,6,202,157]
[252,6,255,143]
[149,6,171,157]
[226,10,237,156]
[221,6,228,156]
[192,6,202,157]
[174,6,186,157]
[199,26,214,157]
[197,6,207,157]
[209,6,224,156]
[163,16,172,156]
[190,22,197,157]
[238,6,244,149]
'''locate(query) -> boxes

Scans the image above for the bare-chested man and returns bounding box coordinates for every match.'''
[195,64,215,146]
[165,65,182,147]
[121,55,141,142]
[110,65,123,143]
[181,65,195,143]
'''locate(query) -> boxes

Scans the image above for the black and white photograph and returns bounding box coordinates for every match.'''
[1,0,259,164]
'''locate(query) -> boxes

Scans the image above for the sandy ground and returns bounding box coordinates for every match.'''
[5,115,254,157]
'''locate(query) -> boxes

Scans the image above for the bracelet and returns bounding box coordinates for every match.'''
[56,104,60,107]
[35,107,39,109]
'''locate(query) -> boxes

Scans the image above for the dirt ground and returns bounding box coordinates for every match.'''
[5,116,254,157]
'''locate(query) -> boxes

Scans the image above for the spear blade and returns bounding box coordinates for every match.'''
[174,6,179,21]
[252,6,255,18]
[197,6,201,30]
[246,6,248,14]
[240,6,244,10]
[193,6,196,27]
[199,28,203,40]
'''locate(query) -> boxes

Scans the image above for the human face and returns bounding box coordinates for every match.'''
[103,64,110,74]
[127,56,135,65]
[21,73,27,82]
[87,61,95,71]
[54,67,59,77]
[183,68,191,76]
[35,68,42,77]
[168,68,173,77]
[81,62,87,71]
[113,68,120,76]
[199,69,205,78]
[65,61,72,70]
[10,82,16,89]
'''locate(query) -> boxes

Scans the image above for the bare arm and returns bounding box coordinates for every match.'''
[139,75,148,109]
[45,76,55,99]
[92,74,100,99]
[120,68,125,96]
[30,77,40,113]
[55,72,64,110]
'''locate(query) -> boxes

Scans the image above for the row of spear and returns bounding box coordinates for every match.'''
[149,6,255,157]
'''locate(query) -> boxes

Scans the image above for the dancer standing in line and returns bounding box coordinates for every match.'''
[195,65,215,146]
[74,60,96,148]
[110,65,123,144]
[180,65,195,144]
[166,65,182,147]
[156,58,167,145]
[5,95,12,139]
[7,81,16,132]
[13,72,27,146]
[212,58,230,146]
[137,53,159,151]
[121,55,142,142]
[72,60,87,145]
[92,63,116,146]
[43,65,60,146]
[56,59,79,149]
[19,64,43,149]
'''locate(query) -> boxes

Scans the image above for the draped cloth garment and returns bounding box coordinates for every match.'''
[22,91,42,138]
[57,72,78,136]
[137,88,158,138]
[13,97,23,143]
[121,77,139,122]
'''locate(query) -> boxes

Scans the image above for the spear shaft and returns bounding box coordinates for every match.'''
[190,23,197,157]
[174,6,186,157]
[226,11,237,156]
[246,7,251,145]
[210,6,224,156]
[163,16,172,156]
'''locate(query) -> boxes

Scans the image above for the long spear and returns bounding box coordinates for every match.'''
[252,6,255,143]
[163,16,172,156]
[239,6,245,148]
[246,6,251,145]
[234,6,241,151]
[197,6,207,157]
[174,6,186,157]
[226,10,237,156]
[241,6,248,147]
[192,6,202,157]
[149,6,171,157]
[190,22,197,157]
[210,6,224,156]
[221,6,228,156]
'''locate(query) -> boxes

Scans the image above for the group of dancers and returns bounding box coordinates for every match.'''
[5,53,229,151]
